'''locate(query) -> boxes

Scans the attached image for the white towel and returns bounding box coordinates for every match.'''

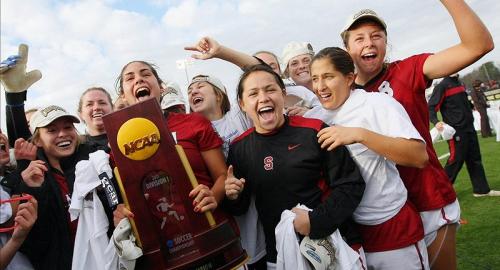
[276,204,360,270]
[429,123,456,143]
[275,206,311,270]
[70,150,138,270]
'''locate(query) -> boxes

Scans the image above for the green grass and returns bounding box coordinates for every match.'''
[432,135,500,270]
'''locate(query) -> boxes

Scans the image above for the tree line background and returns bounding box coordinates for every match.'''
[461,61,500,90]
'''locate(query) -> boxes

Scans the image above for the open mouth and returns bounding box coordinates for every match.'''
[258,106,275,121]
[318,92,332,101]
[56,141,72,148]
[135,87,151,101]
[192,96,204,105]
[361,52,377,61]
[92,112,103,119]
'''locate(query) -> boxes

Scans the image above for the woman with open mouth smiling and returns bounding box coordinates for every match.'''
[187,74,267,268]
[114,60,230,228]
[12,105,89,270]
[224,64,366,269]
[305,47,430,270]
[340,2,494,268]
[77,87,114,151]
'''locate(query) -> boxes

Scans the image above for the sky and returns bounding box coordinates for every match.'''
[1,0,499,132]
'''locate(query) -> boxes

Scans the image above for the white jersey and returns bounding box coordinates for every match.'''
[70,151,134,270]
[304,89,423,225]
[211,102,266,264]
[212,102,252,158]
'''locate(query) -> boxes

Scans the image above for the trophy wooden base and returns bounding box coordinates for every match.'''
[138,221,248,270]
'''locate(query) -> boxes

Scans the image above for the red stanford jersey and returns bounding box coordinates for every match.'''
[166,112,223,187]
[362,54,456,211]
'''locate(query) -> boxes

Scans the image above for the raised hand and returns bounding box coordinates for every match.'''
[189,184,217,212]
[14,138,37,161]
[184,37,221,60]
[224,165,245,200]
[0,44,42,93]
[21,160,48,187]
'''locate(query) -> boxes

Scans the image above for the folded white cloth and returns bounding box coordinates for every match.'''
[275,204,360,270]
[429,123,456,143]
[70,150,140,270]
[429,127,440,143]
[112,218,143,270]
[441,124,456,140]
[275,205,311,270]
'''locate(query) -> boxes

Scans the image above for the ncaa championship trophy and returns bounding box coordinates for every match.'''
[102,98,247,269]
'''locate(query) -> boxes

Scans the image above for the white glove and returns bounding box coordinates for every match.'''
[0,44,42,93]
[113,218,143,260]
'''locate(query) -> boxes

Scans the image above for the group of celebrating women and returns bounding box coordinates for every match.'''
[0,1,495,269]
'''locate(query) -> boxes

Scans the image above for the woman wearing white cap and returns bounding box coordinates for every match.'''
[281,41,315,92]
[12,105,89,270]
[1,47,119,270]
[340,2,494,269]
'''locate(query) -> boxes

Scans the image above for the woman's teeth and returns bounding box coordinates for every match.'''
[57,141,71,147]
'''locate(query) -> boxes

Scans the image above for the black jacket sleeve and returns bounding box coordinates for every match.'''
[428,82,445,125]
[308,144,365,239]
[5,91,31,146]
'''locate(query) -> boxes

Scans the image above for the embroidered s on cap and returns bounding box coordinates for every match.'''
[29,105,80,133]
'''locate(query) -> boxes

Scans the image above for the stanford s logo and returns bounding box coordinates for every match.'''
[378,81,394,96]
[263,156,273,171]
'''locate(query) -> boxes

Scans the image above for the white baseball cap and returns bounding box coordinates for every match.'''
[160,81,186,110]
[29,105,80,133]
[281,41,314,71]
[188,75,226,93]
[341,9,387,38]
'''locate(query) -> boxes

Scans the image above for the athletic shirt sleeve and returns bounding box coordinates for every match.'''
[401,53,433,94]
[192,113,224,151]
[367,93,424,142]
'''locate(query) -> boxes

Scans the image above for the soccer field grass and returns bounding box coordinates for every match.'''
[432,135,500,270]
